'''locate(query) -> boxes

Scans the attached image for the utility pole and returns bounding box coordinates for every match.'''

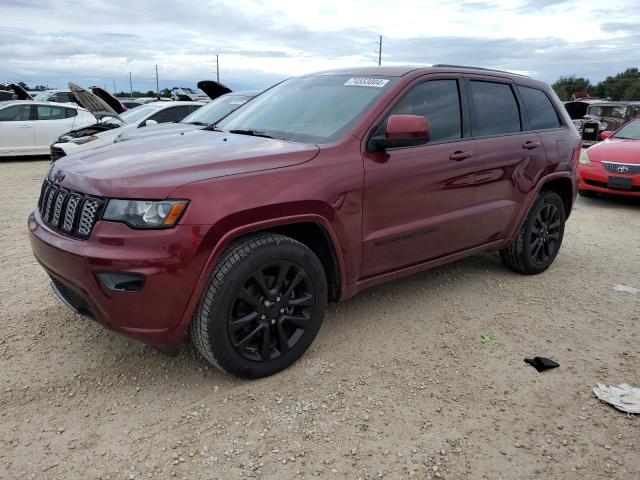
[129,72,133,97]
[113,78,116,94]
[377,35,382,66]
[154,64,159,96]
[216,54,220,83]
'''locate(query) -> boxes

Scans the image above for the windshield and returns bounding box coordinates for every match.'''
[587,105,628,119]
[119,104,158,124]
[613,119,640,140]
[34,91,52,101]
[216,75,397,143]
[182,94,253,125]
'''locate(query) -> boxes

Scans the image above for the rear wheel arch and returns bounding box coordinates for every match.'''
[539,176,574,219]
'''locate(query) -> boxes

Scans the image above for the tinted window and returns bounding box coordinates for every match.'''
[65,108,77,118]
[519,86,561,130]
[378,80,462,142]
[470,81,521,136]
[0,104,32,121]
[37,105,67,120]
[148,105,194,124]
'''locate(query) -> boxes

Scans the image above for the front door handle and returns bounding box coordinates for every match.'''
[449,150,473,161]
[19,125,32,128]
[522,141,541,150]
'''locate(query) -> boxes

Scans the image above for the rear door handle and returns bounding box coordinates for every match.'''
[449,151,473,161]
[19,125,32,128]
[522,141,541,150]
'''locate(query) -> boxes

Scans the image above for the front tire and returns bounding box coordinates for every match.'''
[191,233,327,378]
[500,191,566,275]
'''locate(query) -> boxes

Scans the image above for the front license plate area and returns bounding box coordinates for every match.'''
[607,176,633,190]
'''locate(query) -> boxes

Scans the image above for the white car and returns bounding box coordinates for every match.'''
[0,100,96,157]
[33,89,77,104]
[51,100,203,160]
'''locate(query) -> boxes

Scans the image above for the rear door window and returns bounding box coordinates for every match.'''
[519,86,561,130]
[0,104,32,121]
[36,105,67,120]
[376,79,462,143]
[469,81,521,136]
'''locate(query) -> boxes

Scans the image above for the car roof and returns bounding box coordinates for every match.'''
[310,64,532,80]
[227,90,261,96]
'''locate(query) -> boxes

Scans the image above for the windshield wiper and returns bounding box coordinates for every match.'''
[187,121,208,126]
[228,129,274,139]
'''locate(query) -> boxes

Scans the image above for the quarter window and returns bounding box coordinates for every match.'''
[470,81,521,136]
[37,105,67,120]
[0,105,32,121]
[519,86,561,130]
[378,79,462,142]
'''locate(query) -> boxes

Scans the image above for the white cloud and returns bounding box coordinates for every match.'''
[0,0,638,91]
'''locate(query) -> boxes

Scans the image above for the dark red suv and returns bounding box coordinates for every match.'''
[29,66,580,378]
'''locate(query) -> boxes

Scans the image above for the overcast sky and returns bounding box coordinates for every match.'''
[1,0,639,93]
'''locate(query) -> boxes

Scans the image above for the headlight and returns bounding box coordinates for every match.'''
[103,199,188,228]
[69,135,98,145]
[578,149,591,166]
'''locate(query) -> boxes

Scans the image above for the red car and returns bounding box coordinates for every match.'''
[578,118,640,198]
[29,66,580,378]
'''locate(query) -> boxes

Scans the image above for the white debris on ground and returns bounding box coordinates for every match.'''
[593,384,640,414]
[613,284,639,294]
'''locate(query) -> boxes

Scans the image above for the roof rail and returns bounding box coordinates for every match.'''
[431,64,529,78]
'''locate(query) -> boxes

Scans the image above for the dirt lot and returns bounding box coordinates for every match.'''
[1,158,638,480]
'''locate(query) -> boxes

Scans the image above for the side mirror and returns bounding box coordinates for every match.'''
[142,119,158,127]
[599,131,613,140]
[372,115,431,150]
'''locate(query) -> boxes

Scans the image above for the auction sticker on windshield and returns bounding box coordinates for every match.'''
[344,78,389,88]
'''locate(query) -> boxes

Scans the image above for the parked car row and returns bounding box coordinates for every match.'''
[563,98,640,147]
[0,79,235,158]
[30,65,586,378]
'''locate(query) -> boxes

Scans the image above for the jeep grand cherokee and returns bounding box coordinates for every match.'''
[29,66,581,378]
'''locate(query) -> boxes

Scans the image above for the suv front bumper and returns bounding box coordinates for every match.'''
[28,210,210,347]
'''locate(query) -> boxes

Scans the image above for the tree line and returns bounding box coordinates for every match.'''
[552,68,640,101]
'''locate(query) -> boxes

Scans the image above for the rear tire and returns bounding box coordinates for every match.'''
[191,233,327,378]
[500,191,566,275]
[578,189,597,198]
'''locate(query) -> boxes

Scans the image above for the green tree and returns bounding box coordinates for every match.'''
[551,75,595,101]
[596,68,640,100]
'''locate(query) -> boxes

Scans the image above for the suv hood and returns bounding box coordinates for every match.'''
[116,122,201,142]
[69,82,123,121]
[52,130,319,198]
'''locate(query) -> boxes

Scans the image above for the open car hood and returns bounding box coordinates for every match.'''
[197,80,232,100]
[91,86,126,114]
[68,82,123,122]
[0,83,33,100]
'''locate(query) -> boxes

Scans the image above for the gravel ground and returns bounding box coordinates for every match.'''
[1,158,638,480]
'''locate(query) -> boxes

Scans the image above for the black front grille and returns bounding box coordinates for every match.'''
[602,162,640,176]
[37,179,105,239]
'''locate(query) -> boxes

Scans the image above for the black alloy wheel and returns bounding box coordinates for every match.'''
[228,261,315,362]
[191,233,327,378]
[528,203,561,265]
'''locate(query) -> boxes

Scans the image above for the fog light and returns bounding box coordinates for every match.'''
[98,272,145,292]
